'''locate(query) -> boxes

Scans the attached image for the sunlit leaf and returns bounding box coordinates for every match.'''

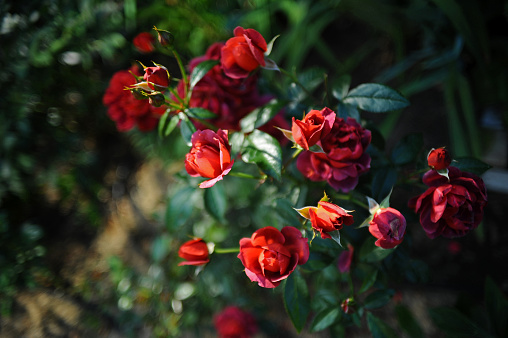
[343,83,410,113]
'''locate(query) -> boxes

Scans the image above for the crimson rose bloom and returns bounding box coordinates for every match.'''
[214,306,257,338]
[185,129,234,188]
[143,66,169,91]
[237,226,309,288]
[427,147,452,170]
[221,27,267,79]
[133,32,155,53]
[409,166,487,239]
[309,201,354,239]
[292,107,336,150]
[178,238,209,266]
[103,66,165,132]
[368,207,406,249]
[297,117,371,192]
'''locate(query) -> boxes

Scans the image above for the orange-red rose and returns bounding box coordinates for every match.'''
[185,129,234,188]
[308,201,354,239]
[427,147,451,170]
[221,27,267,79]
[178,238,209,266]
[237,226,309,288]
[133,32,155,53]
[292,107,335,150]
[368,207,406,249]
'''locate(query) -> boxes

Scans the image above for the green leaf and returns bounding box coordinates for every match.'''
[165,186,197,229]
[275,198,303,228]
[179,113,196,146]
[485,276,508,337]
[204,182,226,222]
[160,113,179,137]
[343,83,410,113]
[189,59,218,90]
[453,157,492,175]
[371,166,397,203]
[301,252,334,272]
[356,264,378,294]
[184,107,217,120]
[241,130,282,181]
[332,74,352,101]
[364,289,395,309]
[359,237,395,263]
[429,307,494,338]
[337,102,360,121]
[151,235,170,263]
[283,271,310,333]
[379,188,393,209]
[329,230,342,247]
[239,98,286,133]
[395,304,424,338]
[229,132,245,158]
[158,110,171,138]
[390,133,424,165]
[367,312,398,338]
[310,307,340,332]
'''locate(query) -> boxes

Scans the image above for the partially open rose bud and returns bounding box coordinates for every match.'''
[427,147,451,170]
[143,65,170,91]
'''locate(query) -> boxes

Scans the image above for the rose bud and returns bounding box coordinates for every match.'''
[308,201,354,239]
[143,65,170,91]
[292,107,335,150]
[341,298,355,314]
[133,32,155,53]
[368,207,406,249]
[237,226,309,288]
[178,238,210,266]
[221,26,267,79]
[337,243,354,273]
[185,129,234,188]
[147,92,166,107]
[153,26,174,47]
[427,147,452,170]
[408,166,487,239]
[214,306,257,338]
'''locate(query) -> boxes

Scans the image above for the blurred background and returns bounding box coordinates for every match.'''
[1,0,507,336]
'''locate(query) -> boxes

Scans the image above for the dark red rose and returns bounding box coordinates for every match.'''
[408,166,487,239]
[214,306,257,338]
[237,226,309,288]
[221,27,267,79]
[296,117,371,192]
[103,66,165,132]
[133,32,155,53]
[292,107,335,150]
[178,238,209,266]
[427,147,452,170]
[143,65,169,91]
[185,129,234,188]
[368,207,406,249]
[308,201,354,239]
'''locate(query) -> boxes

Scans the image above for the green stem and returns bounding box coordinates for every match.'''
[214,247,240,254]
[333,193,369,211]
[347,272,355,297]
[279,67,313,98]
[229,172,267,180]
[282,147,303,172]
[172,48,188,100]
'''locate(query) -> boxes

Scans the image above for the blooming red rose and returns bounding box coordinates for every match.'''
[185,129,234,188]
[103,66,165,132]
[427,147,452,170]
[408,166,487,239]
[237,226,309,288]
[296,117,371,192]
[368,207,406,249]
[143,65,169,91]
[308,201,354,239]
[292,107,336,150]
[221,27,267,79]
[178,238,209,266]
[337,243,354,273]
[214,306,257,338]
[133,32,155,53]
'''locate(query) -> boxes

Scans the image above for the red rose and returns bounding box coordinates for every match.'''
[408,166,487,239]
[427,147,452,170]
[221,27,267,79]
[237,226,309,288]
[296,117,371,192]
[337,243,354,273]
[178,238,209,266]
[214,306,257,338]
[133,32,155,53]
[308,201,354,239]
[143,65,169,91]
[368,207,406,249]
[102,66,165,132]
[185,129,234,188]
[292,107,336,150]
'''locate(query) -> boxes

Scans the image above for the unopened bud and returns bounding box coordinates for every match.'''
[153,26,174,47]
[131,88,147,100]
[148,92,166,107]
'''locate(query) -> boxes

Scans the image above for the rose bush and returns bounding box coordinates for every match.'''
[237,226,309,288]
[409,166,487,238]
